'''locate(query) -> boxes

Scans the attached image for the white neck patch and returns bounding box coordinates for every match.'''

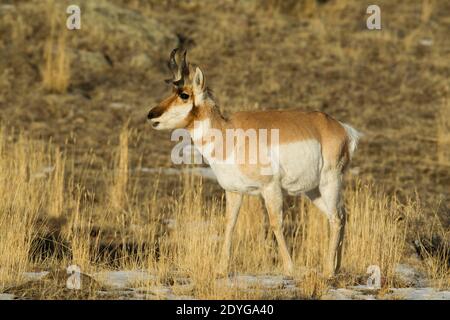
[190,119,211,142]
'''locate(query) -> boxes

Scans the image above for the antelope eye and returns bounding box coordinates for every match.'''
[179,93,189,100]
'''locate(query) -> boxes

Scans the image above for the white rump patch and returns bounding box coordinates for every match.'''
[339,122,362,158]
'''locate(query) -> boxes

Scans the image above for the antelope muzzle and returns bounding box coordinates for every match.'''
[147,106,164,128]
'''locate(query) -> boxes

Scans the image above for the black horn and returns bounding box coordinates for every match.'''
[165,48,179,84]
[168,48,178,76]
[165,47,190,87]
[180,49,189,79]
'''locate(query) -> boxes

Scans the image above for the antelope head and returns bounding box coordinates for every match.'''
[147,48,207,130]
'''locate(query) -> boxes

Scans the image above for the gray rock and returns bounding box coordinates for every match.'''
[394,264,428,287]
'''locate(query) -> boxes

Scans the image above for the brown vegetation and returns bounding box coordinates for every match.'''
[0,0,448,299]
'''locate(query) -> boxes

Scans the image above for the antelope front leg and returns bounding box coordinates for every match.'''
[218,191,242,276]
[261,182,294,276]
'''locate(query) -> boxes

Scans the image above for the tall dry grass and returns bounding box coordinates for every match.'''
[0,129,52,287]
[47,147,65,218]
[413,207,450,290]
[437,88,450,166]
[0,125,447,299]
[41,0,70,93]
[109,125,129,211]
[66,186,96,271]
[421,0,435,24]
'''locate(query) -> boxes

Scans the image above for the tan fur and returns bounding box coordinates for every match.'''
[148,55,360,277]
[228,110,350,171]
[184,107,350,182]
[152,86,351,184]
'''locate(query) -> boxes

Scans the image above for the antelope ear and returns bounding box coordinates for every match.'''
[192,67,206,104]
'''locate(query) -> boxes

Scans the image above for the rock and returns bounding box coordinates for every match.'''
[79,0,176,61]
[6,0,176,85]
[130,53,152,69]
[394,264,427,287]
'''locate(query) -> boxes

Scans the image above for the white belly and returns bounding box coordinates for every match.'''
[194,137,261,193]
[195,132,323,195]
[209,161,262,194]
[278,140,323,194]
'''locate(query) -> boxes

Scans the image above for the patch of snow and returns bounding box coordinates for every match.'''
[138,286,194,300]
[322,287,378,300]
[323,286,450,300]
[349,284,379,291]
[0,293,15,300]
[16,267,449,300]
[322,288,357,300]
[93,270,156,289]
[23,271,49,281]
[388,288,450,300]
[96,286,195,300]
[217,274,296,291]
[419,38,433,46]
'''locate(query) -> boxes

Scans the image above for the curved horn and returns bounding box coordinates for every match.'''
[167,48,179,78]
[165,47,190,86]
[180,49,190,79]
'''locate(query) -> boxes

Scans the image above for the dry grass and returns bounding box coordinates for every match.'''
[1,0,448,221]
[421,239,450,290]
[0,0,449,299]
[47,147,65,218]
[109,124,129,210]
[0,129,48,287]
[0,126,446,299]
[41,0,70,93]
[414,208,450,290]
[67,187,96,271]
[421,0,435,24]
[342,184,414,286]
[260,0,317,16]
[437,88,450,166]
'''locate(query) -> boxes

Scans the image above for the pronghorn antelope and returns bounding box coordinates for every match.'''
[147,48,361,277]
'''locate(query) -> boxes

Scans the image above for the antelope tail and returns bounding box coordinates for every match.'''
[340,122,363,159]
